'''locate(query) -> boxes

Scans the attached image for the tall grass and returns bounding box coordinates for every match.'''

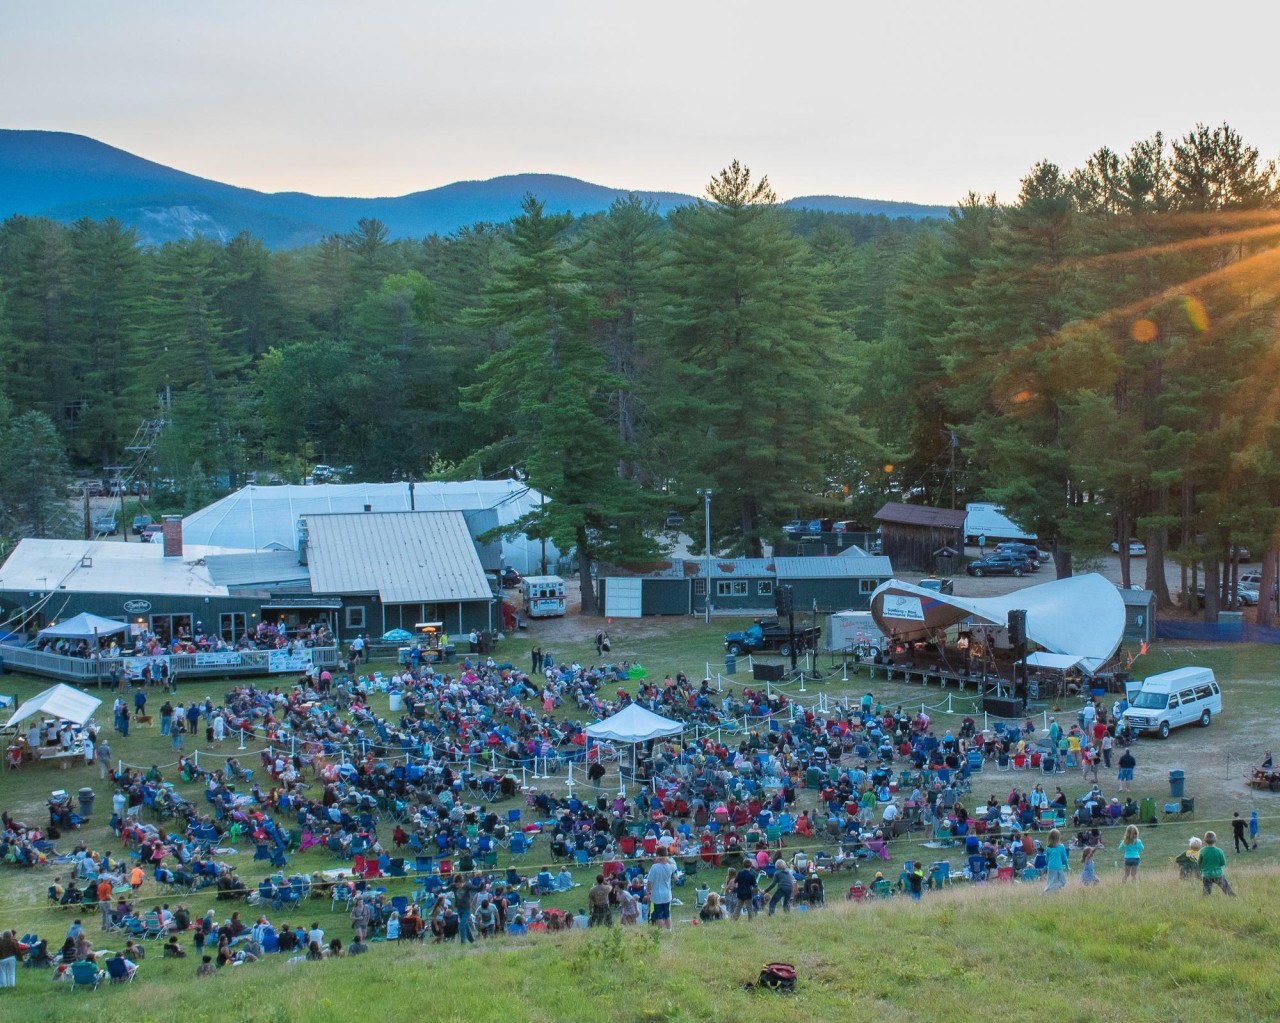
[3,868,1278,1021]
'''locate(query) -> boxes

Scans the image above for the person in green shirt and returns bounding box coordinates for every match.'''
[1198,831,1236,896]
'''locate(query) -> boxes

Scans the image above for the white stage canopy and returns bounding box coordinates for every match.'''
[4,683,103,728]
[37,612,130,641]
[585,704,683,743]
[1025,652,1085,670]
[868,573,1125,674]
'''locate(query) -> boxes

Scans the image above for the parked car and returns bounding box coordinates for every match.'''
[93,515,119,536]
[664,512,685,529]
[1194,584,1259,607]
[965,553,1034,577]
[499,567,522,588]
[1111,539,1146,556]
[140,523,164,541]
[994,541,1050,564]
[131,514,153,535]
[1233,545,1252,562]
[782,520,805,535]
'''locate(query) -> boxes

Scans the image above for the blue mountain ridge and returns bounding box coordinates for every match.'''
[0,130,950,247]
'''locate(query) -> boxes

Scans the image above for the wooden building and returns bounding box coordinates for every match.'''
[873,503,966,573]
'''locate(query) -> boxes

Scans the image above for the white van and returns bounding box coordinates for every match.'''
[1122,666,1221,739]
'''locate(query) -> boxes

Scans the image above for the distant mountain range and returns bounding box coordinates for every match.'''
[0,130,951,247]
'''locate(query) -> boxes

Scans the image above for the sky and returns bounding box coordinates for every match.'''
[6,1,1280,205]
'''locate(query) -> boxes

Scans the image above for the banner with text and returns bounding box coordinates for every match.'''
[269,649,315,673]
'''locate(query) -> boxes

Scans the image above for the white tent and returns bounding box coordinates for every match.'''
[4,683,103,728]
[585,703,684,743]
[1025,652,1085,670]
[868,573,1125,673]
[181,480,560,573]
[37,612,130,641]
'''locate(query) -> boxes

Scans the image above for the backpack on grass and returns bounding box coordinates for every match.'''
[757,962,797,992]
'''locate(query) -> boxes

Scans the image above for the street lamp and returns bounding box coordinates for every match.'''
[696,488,712,623]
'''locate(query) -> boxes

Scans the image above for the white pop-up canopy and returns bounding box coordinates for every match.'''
[4,683,103,728]
[868,573,1125,674]
[37,612,130,641]
[585,703,683,743]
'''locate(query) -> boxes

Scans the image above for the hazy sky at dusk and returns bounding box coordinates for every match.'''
[6,1,1278,204]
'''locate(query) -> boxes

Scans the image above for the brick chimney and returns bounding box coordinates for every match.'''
[162,515,184,558]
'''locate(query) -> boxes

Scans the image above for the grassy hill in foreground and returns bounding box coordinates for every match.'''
[6,870,1278,1022]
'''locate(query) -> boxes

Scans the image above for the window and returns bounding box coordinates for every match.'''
[717,581,748,596]
[219,612,248,641]
[859,578,878,594]
[693,580,706,595]
[345,606,366,630]
[757,581,773,596]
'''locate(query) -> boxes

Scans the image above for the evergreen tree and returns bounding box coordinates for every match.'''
[463,195,654,614]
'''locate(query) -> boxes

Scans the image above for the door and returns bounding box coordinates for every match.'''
[604,578,643,619]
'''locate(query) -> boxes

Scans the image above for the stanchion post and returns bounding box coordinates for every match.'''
[947,694,953,714]
[238,729,246,751]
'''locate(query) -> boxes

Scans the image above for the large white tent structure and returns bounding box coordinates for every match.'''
[4,683,102,729]
[37,612,130,641]
[868,573,1125,674]
[181,480,560,573]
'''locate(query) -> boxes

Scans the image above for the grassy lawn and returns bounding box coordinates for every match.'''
[1,623,1277,1019]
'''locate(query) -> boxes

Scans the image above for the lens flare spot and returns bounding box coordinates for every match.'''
[882,464,894,474]
[1182,295,1209,333]
[1129,318,1158,343]
[1012,389,1034,404]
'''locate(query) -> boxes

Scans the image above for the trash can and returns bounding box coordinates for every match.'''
[77,787,96,818]
[1169,770,1185,798]
[1139,797,1157,823]
[389,692,403,712]
[725,653,737,675]
[444,645,456,664]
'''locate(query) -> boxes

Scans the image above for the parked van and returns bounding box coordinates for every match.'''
[521,575,567,618]
[1122,666,1221,739]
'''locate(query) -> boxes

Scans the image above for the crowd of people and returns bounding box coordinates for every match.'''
[0,653,1264,991]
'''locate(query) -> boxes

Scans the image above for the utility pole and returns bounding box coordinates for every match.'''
[83,486,91,540]
[697,489,712,623]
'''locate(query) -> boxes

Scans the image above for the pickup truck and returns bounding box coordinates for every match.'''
[724,617,822,656]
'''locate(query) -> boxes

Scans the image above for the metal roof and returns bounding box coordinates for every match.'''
[680,556,892,580]
[181,480,558,572]
[203,551,310,587]
[874,502,967,529]
[303,511,493,605]
[775,556,893,579]
[0,538,237,598]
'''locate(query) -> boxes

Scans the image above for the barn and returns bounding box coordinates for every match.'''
[873,503,966,573]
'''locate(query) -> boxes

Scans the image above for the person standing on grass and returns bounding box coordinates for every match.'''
[1249,809,1259,850]
[645,851,677,932]
[1080,844,1100,886]
[1117,748,1136,792]
[1118,824,1143,880]
[1043,829,1068,892]
[1198,831,1236,896]
[1231,812,1250,853]
[0,928,23,988]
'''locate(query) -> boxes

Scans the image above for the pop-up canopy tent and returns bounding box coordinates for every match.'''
[4,683,103,729]
[585,704,684,743]
[585,704,684,794]
[868,572,1125,674]
[37,612,130,641]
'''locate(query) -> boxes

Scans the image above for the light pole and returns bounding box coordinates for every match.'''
[697,488,712,623]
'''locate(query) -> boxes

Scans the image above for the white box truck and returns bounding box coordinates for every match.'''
[1121,666,1221,739]
[825,611,890,657]
[964,503,1037,544]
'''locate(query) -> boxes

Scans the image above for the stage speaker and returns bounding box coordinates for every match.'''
[1007,609,1027,647]
[982,695,1024,718]
[753,663,785,682]
[775,584,794,617]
